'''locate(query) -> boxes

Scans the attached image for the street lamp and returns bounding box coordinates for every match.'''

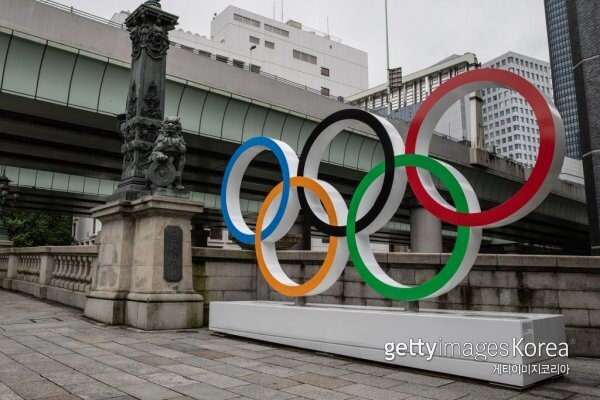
[249,45,257,73]
[0,166,18,244]
[385,0,392,116]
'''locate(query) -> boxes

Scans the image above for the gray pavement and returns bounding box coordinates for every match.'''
[0,290,599,400]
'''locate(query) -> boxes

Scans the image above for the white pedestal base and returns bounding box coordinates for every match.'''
[209,301,568,387]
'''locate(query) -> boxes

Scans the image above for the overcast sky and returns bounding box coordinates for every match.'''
[54,0,550,87]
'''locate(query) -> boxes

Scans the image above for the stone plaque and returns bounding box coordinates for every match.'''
[164,225,183,282]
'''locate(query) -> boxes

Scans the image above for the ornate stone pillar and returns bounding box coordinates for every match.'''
[85,197,204,330]
[112,0,178,201]
[85,1,204,330]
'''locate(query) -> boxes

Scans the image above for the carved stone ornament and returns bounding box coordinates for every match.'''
[142,81,162,119]
[135,121,160,142]
[147,117,187,191]
[130,25,170,61]
[121,124,134,142]
[126,82,138,119]
[148,162,176,187]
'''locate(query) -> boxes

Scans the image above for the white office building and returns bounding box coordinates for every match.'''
[346,53,482,143]
[111,6,368,99]
[481,51,553,167]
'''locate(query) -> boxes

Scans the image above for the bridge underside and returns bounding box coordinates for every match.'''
[0,92,590,255]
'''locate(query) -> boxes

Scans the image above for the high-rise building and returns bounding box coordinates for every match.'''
[544,0,581,159]
[481,52,553,167]
[111,6,368,99]
[346,53,481,143]
[567,0,600,254]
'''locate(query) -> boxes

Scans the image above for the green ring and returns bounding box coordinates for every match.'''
[346,154,471,301]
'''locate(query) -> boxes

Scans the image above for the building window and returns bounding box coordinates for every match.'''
[233,59,245,69]
[265,23,289,37]
[249,36,259,45]
[265,41,275,49]
[196,50,212,58]
[234,13,260,28]
[216,55,228,64]
[293,49,317,64]
[250,64,261,73]
[321,67,330,77]
[321,87,330,96]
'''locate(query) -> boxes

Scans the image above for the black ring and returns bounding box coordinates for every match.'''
[297,109,396,237]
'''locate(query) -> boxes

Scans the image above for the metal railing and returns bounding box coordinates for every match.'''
[35,0,344,102]
[36,0,125,29]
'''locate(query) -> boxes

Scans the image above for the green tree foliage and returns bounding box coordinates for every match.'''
[2,211,73,247]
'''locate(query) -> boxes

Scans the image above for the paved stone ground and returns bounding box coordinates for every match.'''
[0,290,599,400]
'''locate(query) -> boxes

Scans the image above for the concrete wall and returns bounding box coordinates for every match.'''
[192,248,600,357]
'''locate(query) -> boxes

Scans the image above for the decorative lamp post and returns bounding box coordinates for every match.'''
[249,45,257,73]
[0,166,18,246]
[85,0,203,330]
[111,0,179,201]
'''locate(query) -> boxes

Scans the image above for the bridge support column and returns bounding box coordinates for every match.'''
[409,206,442,254]
[85,196,204,330]
[407,202,440,312]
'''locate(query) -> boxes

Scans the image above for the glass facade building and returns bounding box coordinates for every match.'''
[544,0,581,159]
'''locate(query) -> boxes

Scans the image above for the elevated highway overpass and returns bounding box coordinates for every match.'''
[0,0,589,253]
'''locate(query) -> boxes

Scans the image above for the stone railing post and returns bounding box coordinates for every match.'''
[4,252,19,289]
[37,253,55,299]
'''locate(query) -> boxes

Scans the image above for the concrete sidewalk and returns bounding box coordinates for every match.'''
[0,289,598,400]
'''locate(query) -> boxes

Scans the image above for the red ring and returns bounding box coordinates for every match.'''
[405,68,556,227]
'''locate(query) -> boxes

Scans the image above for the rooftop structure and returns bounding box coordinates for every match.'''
[346,53,481,143]
[111,5,368,99]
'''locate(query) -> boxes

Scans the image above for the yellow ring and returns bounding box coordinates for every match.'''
[255,176,338,297]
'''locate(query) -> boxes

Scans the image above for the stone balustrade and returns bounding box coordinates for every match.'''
[16,254,41,283]
[51,254,94,293]
[0,246,98,309]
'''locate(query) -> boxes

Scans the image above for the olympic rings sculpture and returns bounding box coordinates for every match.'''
[221,69,566,301]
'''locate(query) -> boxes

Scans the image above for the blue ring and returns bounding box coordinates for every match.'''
[221,137,292,245]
